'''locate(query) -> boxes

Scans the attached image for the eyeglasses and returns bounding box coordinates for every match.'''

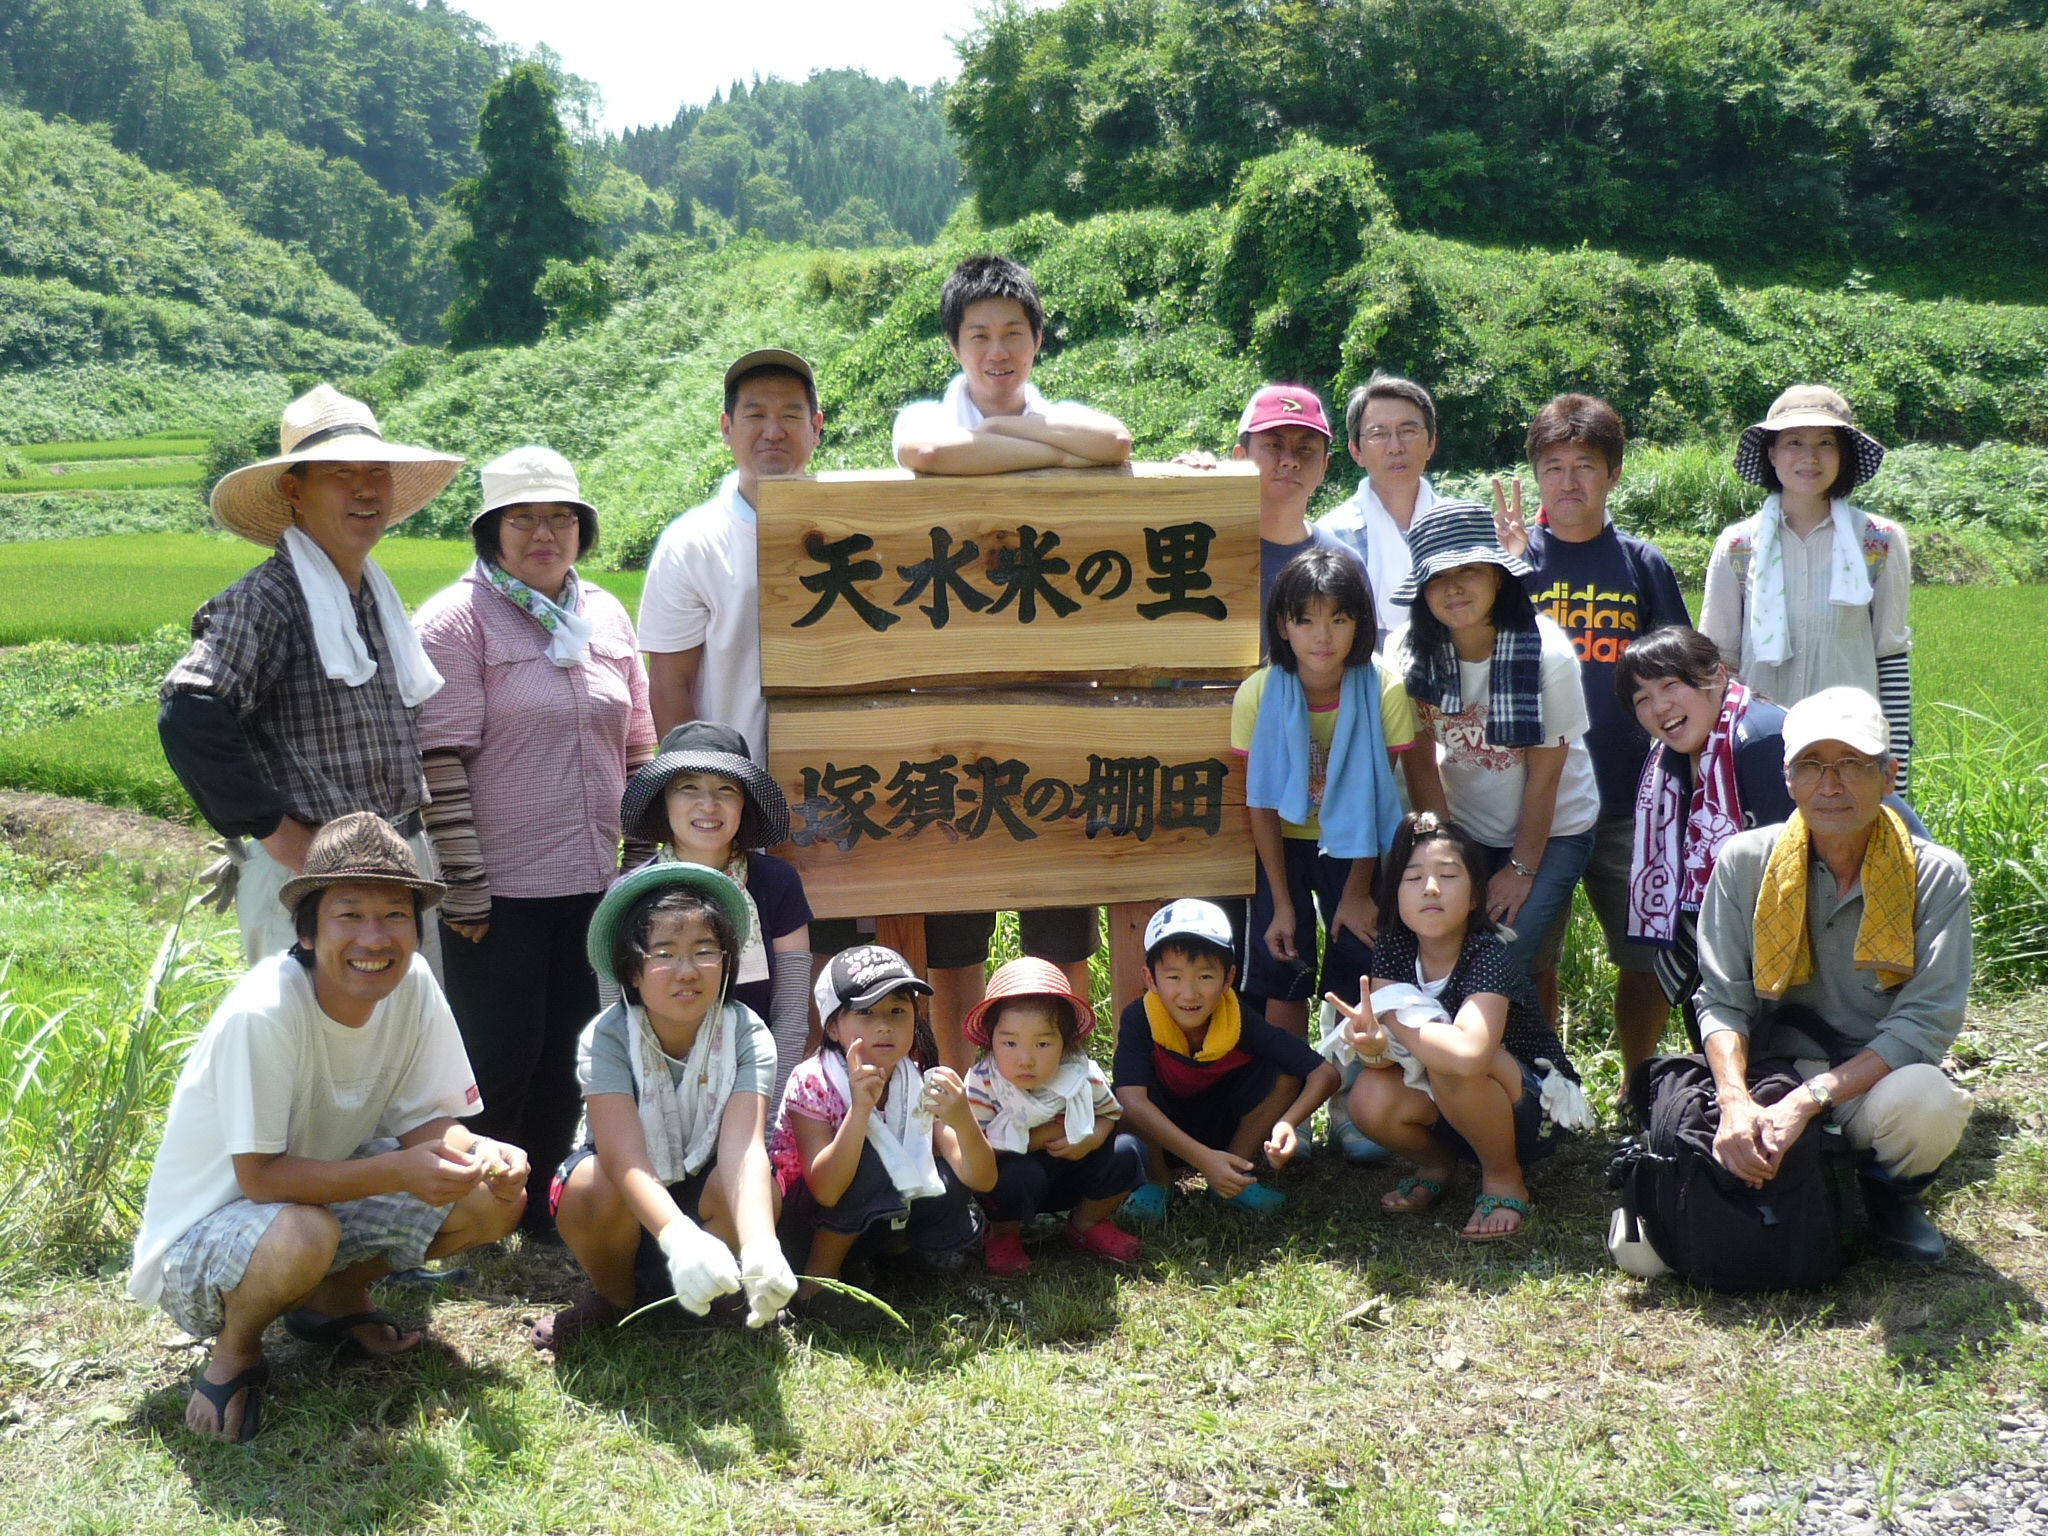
[502,509,579,533]
[1788,755,1884,788]
[1359,425,1427,447]
[643,945,725,972]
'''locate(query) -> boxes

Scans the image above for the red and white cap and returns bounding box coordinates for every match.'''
[1237,384,1332,439]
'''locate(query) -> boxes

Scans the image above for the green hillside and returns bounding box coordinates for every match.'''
[0,104,393,377]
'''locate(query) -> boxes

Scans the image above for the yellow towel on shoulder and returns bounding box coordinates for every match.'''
[1145,988,1243,1060]
[1753,806,1918,1000]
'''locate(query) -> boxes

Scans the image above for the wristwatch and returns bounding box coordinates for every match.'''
[1507,857,1537,879]
[1804,1077,1835,1113]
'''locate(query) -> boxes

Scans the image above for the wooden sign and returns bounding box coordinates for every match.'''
[755,462,1261,694]
[768,688,1252,919]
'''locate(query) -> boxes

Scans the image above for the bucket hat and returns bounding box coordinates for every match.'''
[276,811,446,913]
[585,861,753,988]
[960,956,1098,1049]
[476,444,597,526]
[1388,498,1532,608]
[812,944,933,1025]
[1734,385,1885,490]
[210,384,465,546]
[619,720,790,849]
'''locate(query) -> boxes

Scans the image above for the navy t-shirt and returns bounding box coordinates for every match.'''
[1521,522,1689,814]
[1112,993,1324,1099]
[1262,524,1369,657]
[733,852,813,1022]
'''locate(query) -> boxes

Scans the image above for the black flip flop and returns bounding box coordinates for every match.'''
[281,1307,419,1358]
[189,1359,270,1442]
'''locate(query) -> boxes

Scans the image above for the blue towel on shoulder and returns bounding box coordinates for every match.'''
[1245,663,1405,860]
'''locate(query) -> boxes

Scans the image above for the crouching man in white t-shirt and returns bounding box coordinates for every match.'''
[128,813,528,1441]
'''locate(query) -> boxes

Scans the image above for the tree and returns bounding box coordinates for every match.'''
[443,63,595,350]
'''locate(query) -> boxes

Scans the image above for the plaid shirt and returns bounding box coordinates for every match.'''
[161,541,426,826]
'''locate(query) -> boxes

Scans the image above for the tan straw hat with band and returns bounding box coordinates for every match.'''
[210,384,465,546]
[1733,385,1885,490]
[276,811,446,914]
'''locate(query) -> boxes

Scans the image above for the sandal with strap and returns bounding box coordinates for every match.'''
[1381,1175,1445,1213]
[1459,1192,1531,1243]
[188,1359,270,1443]
[282,1307,419,1359]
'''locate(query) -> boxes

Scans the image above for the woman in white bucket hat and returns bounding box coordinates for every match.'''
[1699,385,1915,789]
[160,384,464,971]
[411,445,658,1242]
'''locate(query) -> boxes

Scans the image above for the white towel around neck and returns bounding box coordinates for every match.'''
[980,1058,1098,1154]
[1745,495,1874,668]
[282,525,443,706]
[625,1001,740,1183]
[821,1051,946,1200]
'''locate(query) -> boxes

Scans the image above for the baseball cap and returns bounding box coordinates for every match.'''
[1237,384,1332,440]
[1144,899,1236,955]
[1781,686,1889,763]
[723,348,817,396]
[812,943,933,1023]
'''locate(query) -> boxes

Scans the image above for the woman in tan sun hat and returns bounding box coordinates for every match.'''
[1698,385,1915,788]
[159,384,465,973]
[411,445,657,1242]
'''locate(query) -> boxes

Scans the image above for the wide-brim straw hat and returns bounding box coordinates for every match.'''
[960,956,1099,1049]
[586,861,753,987]
[1734,385,1885,489]
[475,444,597,526]
[211,384,465,546]
[620,720,790,849]
[276,811,446,913]
[1389,498,1533,608]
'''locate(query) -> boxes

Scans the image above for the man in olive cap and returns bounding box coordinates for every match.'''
[129,814,528,1441]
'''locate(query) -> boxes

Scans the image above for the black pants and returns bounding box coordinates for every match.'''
[441,890,602,1228]
[778,1142,983,1263]
[983,1134,1148,1223]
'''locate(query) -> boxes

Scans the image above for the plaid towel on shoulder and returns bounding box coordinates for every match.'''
[1402,620,1546,747]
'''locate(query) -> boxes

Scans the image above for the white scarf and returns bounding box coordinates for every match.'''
[978,1057,1099,1155]
[478,558,595,667]
[821,1051,945,1200]
[624,1001,739,1183]
[1745,495,1874,667]
[666,854,768,986]
[282,525,443,706]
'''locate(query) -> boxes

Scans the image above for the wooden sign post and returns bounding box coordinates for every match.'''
[757,463,1260,1013]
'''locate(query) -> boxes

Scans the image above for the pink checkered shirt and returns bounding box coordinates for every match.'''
[413,569,656,898]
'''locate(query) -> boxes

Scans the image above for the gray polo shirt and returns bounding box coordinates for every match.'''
[1695,823,1971,1071]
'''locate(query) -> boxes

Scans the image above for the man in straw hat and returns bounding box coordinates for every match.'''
[128,813,528,1441]
[159,384,465,971]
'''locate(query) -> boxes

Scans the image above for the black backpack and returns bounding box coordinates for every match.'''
[1609,1053,1858,1292]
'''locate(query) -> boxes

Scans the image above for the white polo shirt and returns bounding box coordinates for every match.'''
[637,473,768,761]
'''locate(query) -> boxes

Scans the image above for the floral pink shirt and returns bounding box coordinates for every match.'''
[767,1054,849,1194]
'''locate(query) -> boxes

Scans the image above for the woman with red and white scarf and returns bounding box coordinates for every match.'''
[1617,626,1922,1066]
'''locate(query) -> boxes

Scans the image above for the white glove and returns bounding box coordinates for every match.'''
[1534,1059,1597,1132]
[737,1237,799,1329]
[656,1218,742,1315]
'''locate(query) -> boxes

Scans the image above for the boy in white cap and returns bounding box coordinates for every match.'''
[1111,899,1340,1220]
[1694,686,1972,1265]
[160,384,464,971]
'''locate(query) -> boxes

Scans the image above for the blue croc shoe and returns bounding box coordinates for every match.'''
[1123,1181,1170,1224]
[1217,1182,1287,1216]
[1333,1123,1394,1165]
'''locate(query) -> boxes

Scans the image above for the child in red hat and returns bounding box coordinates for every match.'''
[961,958,1145,1277]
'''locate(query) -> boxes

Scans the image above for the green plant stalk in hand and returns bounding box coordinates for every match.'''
[618,1274,908,1330]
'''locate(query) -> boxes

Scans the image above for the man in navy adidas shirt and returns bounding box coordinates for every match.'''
[1495,395,1690,1078]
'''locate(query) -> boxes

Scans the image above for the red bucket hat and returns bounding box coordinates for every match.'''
[960,957,1099,1049]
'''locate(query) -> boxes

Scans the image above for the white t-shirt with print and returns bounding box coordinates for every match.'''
[1393,613,1601,848]
[128,952,479,1306]
[636,473,768,762]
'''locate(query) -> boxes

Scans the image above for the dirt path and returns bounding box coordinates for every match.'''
[0,788,209,868]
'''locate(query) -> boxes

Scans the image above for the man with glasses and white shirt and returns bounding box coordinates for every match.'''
[1319,372,1443,649]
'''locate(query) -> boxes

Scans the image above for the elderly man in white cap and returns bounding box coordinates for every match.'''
[411,445,656,1242]
[161,386,465,972]
[1694,686,1973,1265]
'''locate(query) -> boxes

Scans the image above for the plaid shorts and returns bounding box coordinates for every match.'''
[156,1139,449,1340]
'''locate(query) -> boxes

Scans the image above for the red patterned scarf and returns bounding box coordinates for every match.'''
[1627,680,1751,945]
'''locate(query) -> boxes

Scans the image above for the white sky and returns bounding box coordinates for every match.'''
[453,1,1001,134]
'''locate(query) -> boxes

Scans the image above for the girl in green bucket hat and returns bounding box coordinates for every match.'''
[531,862,797,1349]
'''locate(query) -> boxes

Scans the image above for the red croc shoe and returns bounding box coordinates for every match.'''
[1067,1218,1141,1265]
[983,1228,1031,1277]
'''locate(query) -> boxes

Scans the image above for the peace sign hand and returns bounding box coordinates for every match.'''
[1491,474,1530,559]
[1322,990,1388,1059]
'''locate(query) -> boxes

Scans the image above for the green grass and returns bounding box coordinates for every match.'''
[16,434,209,462]
[0,459,206,493]
[0,703,193,820]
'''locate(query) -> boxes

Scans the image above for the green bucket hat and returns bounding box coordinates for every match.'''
[586,861,753,987]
